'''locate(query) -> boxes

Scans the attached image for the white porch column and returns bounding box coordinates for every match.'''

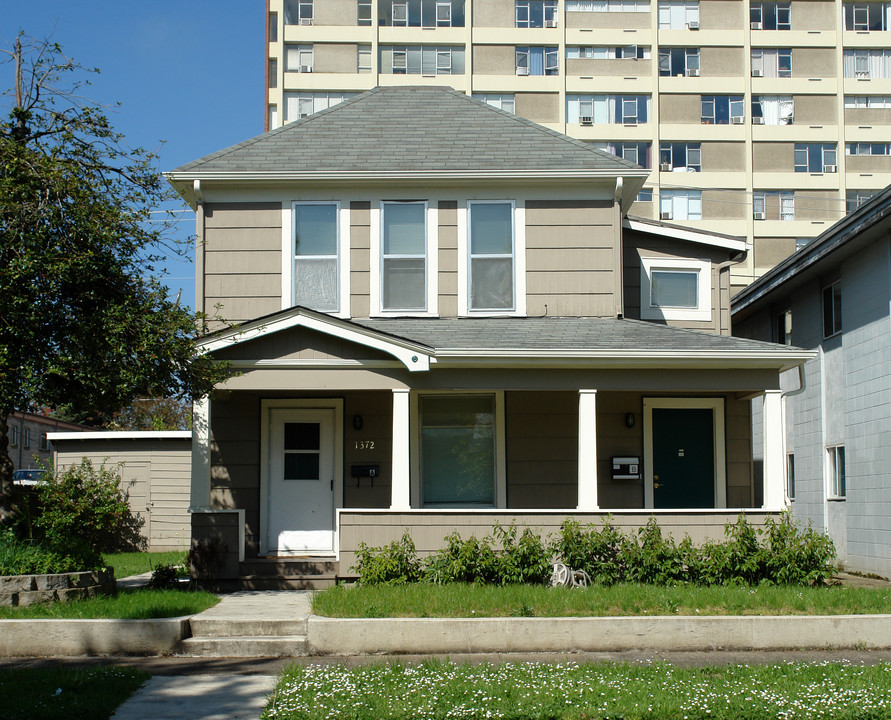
[190,397,211,509]
[577,389,599,510]
[391,388,411,510]
[762,389,786,510]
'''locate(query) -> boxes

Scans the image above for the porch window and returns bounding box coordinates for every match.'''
[468,201,515,311]
[293,202,339,312]
[382,201,427,311]
[420,395,495,506]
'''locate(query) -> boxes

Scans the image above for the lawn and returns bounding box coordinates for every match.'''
[313,582,891,618]
[102,551,186,579]
[0,588,218,619]
[0,665,147,720]
[263,660,891,720]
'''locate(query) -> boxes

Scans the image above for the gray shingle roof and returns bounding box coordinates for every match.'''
[172,86,644,174]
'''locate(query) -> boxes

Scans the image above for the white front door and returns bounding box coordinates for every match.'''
[267,408,336,555]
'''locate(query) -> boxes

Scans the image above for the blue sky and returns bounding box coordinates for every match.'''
[4,2,264,309]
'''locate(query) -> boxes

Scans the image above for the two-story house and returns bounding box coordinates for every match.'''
[166,86,810,587]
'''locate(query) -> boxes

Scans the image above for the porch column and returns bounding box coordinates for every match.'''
[762,389,786,510]
[190,397,211,509]
[577,389,599,510]
[390,388,411,510]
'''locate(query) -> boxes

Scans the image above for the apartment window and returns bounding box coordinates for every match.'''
[284,92,357,122]
[382,202,427,311]
[750,1,790,30]
[284,0,313,24]
[845,95,891,108]
[567,46,649,59]
[794,143,837,173]
[751,95,794,124]
[268,59,277,88]
[751,48,792,78]
[660,142,701,171]
[516,47,559,75]
[468,201,515,311]
[843,49,891,78]
[847,142,891,155]
[9,426,18,449]
[269,105,279,130]
[658,1,700,28]
[380,46,465,74]
[822,280,842,338]
[606,141,652,168]
[754,191,795,221]
[379,0,465,27]
[775,309,792,345]
[640,257,710,320]
[473,93,516,113]
[846,189,878,211]
[567,94,650,123]
[787,453,795,500]
[23,429,30,450]
[566,0,649,10]
[358,45,372,72]
[516,0,558,27]
[659,189,702,220]
[269,12,279,42]
[421,395,496,506]
[358,0,373,24]
[844,2,891,31]
[285,45,314,72]
[700,95,744,124]
[827,445,846,498]
[636,188,654,202]
[658,47,700,76]
[39,433,49,451]
[293,203,339,312]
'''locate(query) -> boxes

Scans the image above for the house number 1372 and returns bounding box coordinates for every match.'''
[355,440,375,450]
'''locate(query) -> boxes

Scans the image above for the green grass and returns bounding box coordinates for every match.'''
[313,582,891,618]
[0,588,218,619]
[263,660,891,719]
[0,665,148,720]
[102,551,186,579]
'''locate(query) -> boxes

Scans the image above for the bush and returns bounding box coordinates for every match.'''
[763,512,836,586]
[492,524,552,585]
[624,518,689,586]
[0,528,82,575]
[35,459,144,569]
[352,532,423,585]
[552,518,630,585]
[424,532,500,584]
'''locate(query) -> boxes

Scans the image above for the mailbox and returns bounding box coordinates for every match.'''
[611,456,641,480]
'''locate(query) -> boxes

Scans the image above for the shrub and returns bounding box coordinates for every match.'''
[35,459,144,569]
[624,518,689,586]
[492,524,552,585]
[763,512,836,586]
[352,532,422,585]
[551,517,630,585]
[424,532,500,584]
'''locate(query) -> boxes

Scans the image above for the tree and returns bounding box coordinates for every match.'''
[111,397,193,432]
[0,34,228,521]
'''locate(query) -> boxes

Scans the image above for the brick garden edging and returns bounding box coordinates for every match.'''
[0,568,115,606]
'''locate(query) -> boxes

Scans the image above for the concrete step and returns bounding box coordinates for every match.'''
[239,559,339,577]
[236,575,336,590]
[178,635,308,658]
[189,617,307,638]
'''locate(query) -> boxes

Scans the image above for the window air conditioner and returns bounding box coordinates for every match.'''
[660,162,672,171]
[752,116,765,124]
[579,116,594,125]
[516,66,530,75]
[299,18,313,25]
[660,211,673,220]
[823,164,838,173]
[545,18,558,27]
[750,21,763,29]
[687,20,700,29]
[686,68,700,77]
[751,68,764,77]
[300,65,313,73]
[298,113,310,119]
[731,116,745,124]
[753,211,767,220]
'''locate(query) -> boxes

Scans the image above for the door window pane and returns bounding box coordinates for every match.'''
[283,422,321,480]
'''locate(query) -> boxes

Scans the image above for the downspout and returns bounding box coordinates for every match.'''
[716,248,747,335]
[614,177,625,318]
[194,180,206,315]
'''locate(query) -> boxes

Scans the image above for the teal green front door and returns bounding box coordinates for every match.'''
[652,408,715,508]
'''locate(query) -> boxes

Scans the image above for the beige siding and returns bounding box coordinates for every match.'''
[794,95,837,125]
[344,392,393,508]
[795,190,841,221]
[313,0,358,25]
[701,47,744,77]
[566,11,649,29]
[703,189,746,220]
[845,108,891,126]
[213,325,394,363]
[660,94,701,124]
[846,155,891,173]
[794,48,836,78]
[438,201,459,317]
[726,394,754,508]
[753,236,797,271]
[567,58,652,77]
[792,0,836,30]
[753,142,793,172]
[525,200,618,317]
[702,142,746,172]
[472,45,515,75]
[514,93,559,123]
[203,203,282,326]
[596,392,645,508]
[350,201,371,318]
[313,44,359,73]
[473,0,514,26]
[701,0,743,29]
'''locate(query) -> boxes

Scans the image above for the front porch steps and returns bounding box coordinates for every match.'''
[236,558,339,591]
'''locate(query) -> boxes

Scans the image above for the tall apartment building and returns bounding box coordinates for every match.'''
[265,0,891,287]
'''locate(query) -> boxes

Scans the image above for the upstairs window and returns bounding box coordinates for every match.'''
[566,0,648,10]
[845,95,891,108]
[827,445,846,498]
[658,47,700,76]
[516,46,559,75]
[775,309,792,345]
[567,45,649,59]
[567,94,650,123]
[701,95,744,124]
[822,280,842,338]
[601,141,652,168]
[844,2,891,30]
[468,202,515,312]
[9,426,18,449]
[658,0,699,29]
[39,433,49,451]
[473,93,516,113]
[380,0,465,27]
[284,0,314,24]
[794,143,837,173]
[285,45,314,73]
[284,92,356,122]
[751,48,792,77]
[23,429,30,450]
[381,202,428,312]
[358,0,373,24]
[754,190,795,220]
[516,0,559,27]
[843,49,891,78]
[846,189,878,211]
[751,95,794,124]
[659,189,702,220]
[750,1,790,30]
[293,203,340,312]
[640,257,711,320]
[358,45,373,72]
[847,142,891,155]
[381,46,466,74]
[660,142,701,171]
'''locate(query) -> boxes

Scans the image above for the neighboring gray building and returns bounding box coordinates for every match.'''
[733,186,891,579]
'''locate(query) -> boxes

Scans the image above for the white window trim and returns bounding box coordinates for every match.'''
[459,200,526,317]
[640,256,711,322]
[409,390,507,509]
[642,397,727,509]
[826,444,846,500]
[370,201,439,317]
[283,201,350,318]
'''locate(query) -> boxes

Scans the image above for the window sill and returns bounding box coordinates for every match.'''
[827,496,847,502]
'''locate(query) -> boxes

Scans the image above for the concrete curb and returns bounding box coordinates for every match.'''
[306,614,891,655]
[0,617,190,657]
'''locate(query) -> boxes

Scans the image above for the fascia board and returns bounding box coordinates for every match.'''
[48,431,192,441]
[623,219,747,253]
[165,169,650,184]
[197,311,432,372]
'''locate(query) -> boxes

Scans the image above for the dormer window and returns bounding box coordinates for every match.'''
[640,257,711,321]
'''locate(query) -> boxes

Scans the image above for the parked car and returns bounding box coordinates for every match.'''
[12,468,47,486]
